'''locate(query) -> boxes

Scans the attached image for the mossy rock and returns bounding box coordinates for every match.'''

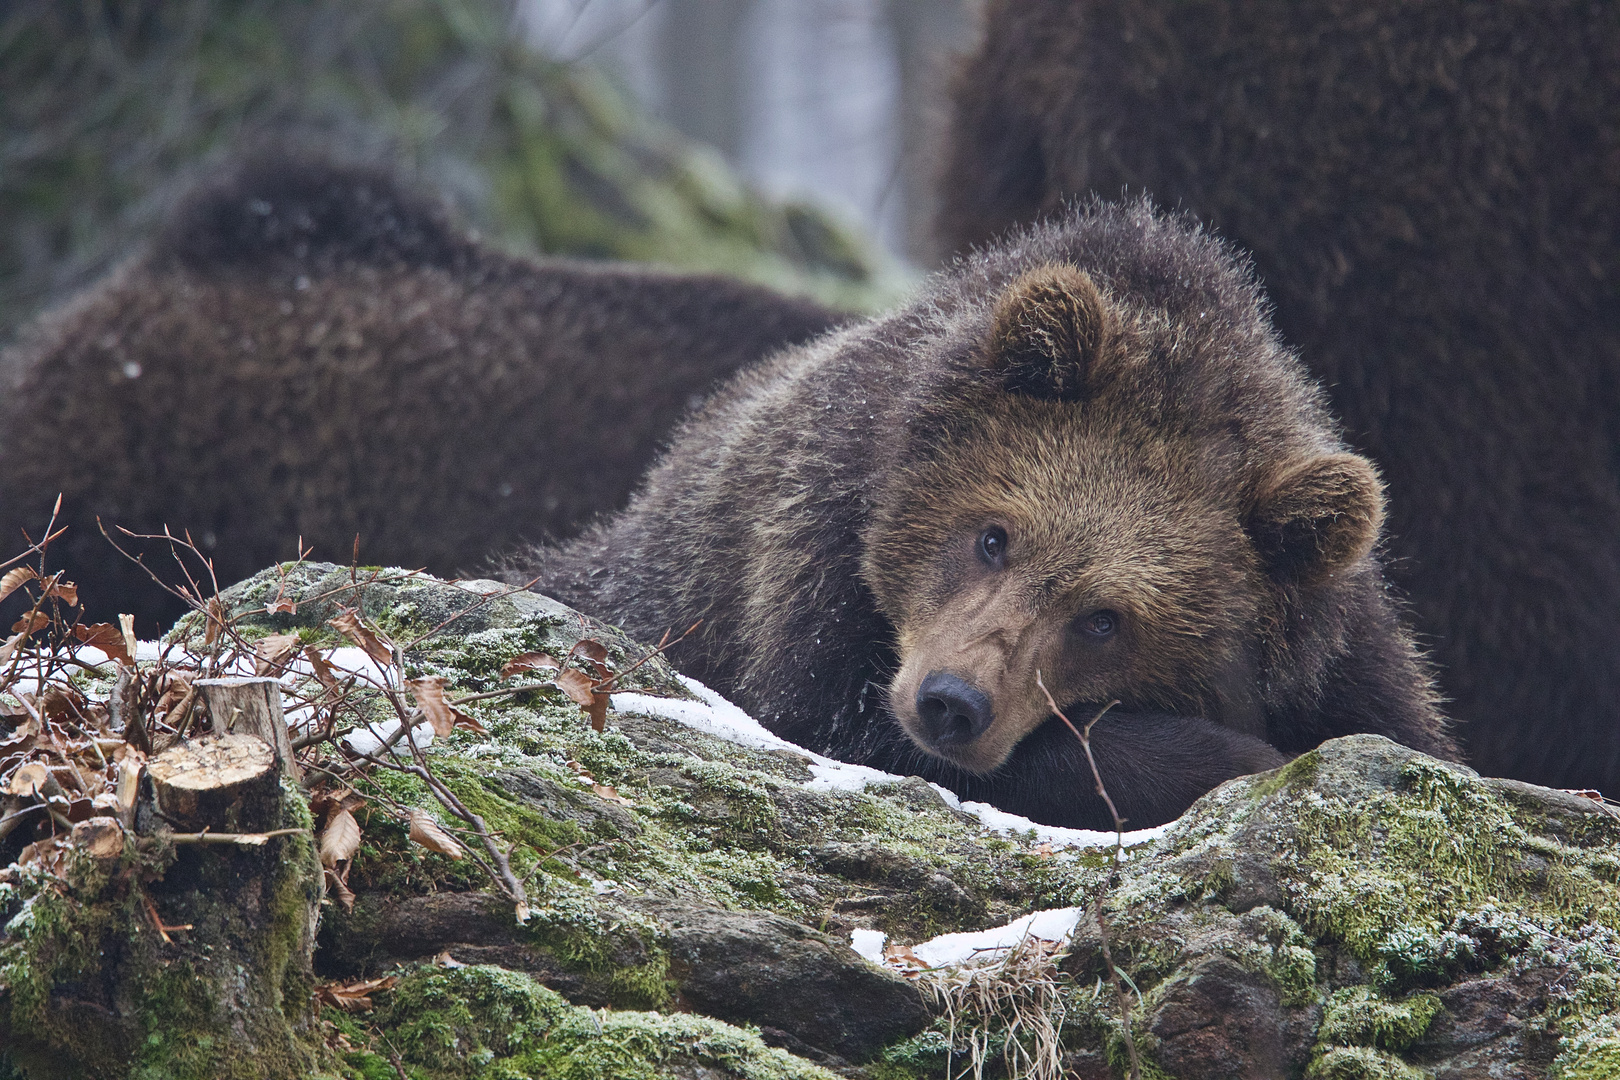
[7,564,1620,1078]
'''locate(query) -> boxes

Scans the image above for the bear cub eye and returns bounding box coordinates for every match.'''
[1075,610,1120,638]
[977,525,1009,567]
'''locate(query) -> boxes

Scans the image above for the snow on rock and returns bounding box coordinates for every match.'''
[612,675,1169,849]
[910,907,1085,969]
[849,927,888,964]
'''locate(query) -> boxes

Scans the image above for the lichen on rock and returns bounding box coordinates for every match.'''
[5,563,1619,1079]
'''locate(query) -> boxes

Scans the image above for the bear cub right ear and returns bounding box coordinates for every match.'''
[986,264,1114,401]
[1247,453,1386,582]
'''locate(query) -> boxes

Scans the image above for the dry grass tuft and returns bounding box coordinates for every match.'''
[916,931,1071,1080]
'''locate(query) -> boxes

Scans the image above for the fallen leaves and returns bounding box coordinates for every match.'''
[11,612,49,636]
[253,632,301,676]
[315,975,398,1013]
[536,638,613,732]
[0,566,37,603]
[500,651,560,678]
[408,809,465,859]
[313,787,366,913]
[319,806,361,868]
[71,622,132,666]
[328,608,393,667]
[884,942,929,972]
[405,675,485,737]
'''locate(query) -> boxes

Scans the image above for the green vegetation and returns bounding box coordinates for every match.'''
[0,0,907,346]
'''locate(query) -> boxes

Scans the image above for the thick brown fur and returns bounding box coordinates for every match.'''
[936,0,1620,792]
[0,155,840,633]
[527,202,1455,831]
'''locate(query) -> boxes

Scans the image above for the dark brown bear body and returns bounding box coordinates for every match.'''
[936,0,1620,791]
[0,157,840,633]
[531,202,1455,831]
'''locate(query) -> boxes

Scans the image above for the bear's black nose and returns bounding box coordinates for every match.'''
[915,672,994,748]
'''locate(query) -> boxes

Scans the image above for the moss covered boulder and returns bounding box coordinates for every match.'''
[4,562,1618,1079]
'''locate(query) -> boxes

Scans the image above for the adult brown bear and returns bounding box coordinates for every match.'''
[936,0,1620,793]
[0,156,840,633]
[528,201,1455,830]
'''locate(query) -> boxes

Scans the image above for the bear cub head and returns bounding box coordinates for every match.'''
[865,263,1384,776]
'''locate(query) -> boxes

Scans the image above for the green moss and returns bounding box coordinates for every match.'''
[1249,749,1321,800]
[1306,1046,1429,1080]
[1554,1014,1620,1080]
[520,895,673,1010]
[0,783,330,1078]
[1229,906,1319,1005]
[1317,987,1441,1052]
[349,757,585,896]
[384,964,569,1076]
[872,1029,951,1079]
[0,871,118,1026]
[1286,758,1620,974]
[370,965,836,1080]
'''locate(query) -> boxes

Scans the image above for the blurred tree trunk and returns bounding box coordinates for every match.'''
[885,0,973,264]
[656,0,755,162]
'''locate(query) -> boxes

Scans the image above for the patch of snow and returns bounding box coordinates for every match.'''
[911,907,1083,969]
[850,927,888,964]
[805,759,902,793]
[613,675,1170,849]
[340,718,434,757]
[961,801,1173,849]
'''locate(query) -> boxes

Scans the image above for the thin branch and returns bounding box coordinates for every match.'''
[1035,673,1139,1080]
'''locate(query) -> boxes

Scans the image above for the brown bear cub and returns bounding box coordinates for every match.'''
[935,0,1620,793]
[530,201,1456,830]
[0,155,840,632]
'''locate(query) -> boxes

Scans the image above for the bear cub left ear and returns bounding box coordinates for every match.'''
[1247,453,1386,581]
[987,264,1114,401]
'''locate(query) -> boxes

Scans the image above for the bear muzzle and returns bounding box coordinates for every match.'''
[914,671,996,749]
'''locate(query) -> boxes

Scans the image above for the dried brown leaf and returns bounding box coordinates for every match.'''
[315,975,397,1012]
[319,806,361,868]
[11,612,49,637]
[0,567,37,604]
[17,836,66,875]
[406,676,458,738]
[327,608,393,667]
[408,809,466,860]
[304,646,338,691]
[253,633,301,677]
[586,691,608,733]
[322,867,357,913]
[204,597,226,647]
[0,720,36,753]
[0,631,24,668]
[553,668,597,709]
[42,577,77,607]
[573,639,610,665]
[71,623,132,667]
[501,652,560,679]
[591,784,630,805]
[40,687,84,721]
[884,943,928,969]
[264,597,297,615]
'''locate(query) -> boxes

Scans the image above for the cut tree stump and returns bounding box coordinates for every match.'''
[196,675,300,780]
[145,732,279,833]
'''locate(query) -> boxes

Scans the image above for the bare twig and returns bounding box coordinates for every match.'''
[593,619,702,693]
[1035,673,1139,1080]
